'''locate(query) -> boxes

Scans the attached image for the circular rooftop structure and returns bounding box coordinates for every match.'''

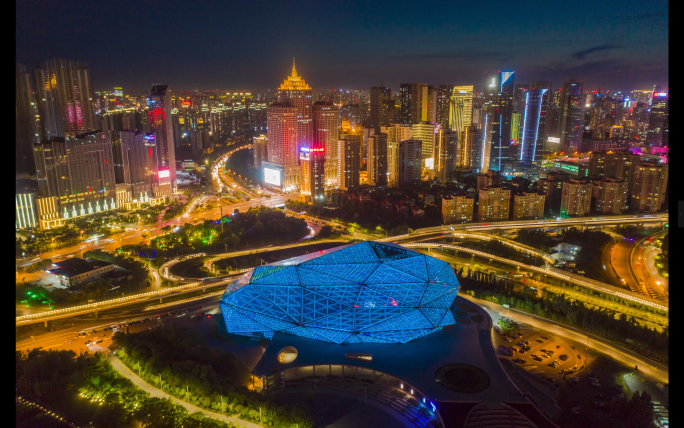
[219,241,461,344]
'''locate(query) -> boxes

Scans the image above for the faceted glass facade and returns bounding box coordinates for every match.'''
[219,242,460,344]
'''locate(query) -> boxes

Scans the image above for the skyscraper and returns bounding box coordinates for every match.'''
[313,101,339,186]
[370,86,391,130]
[16,63,40,174]
[520,81,552,165]
[558,79,584,154]
[449,86,473,134]
[398,140,422,186]
[647,88,668,146]
[435,129,458,181]
[412,122,440,168]
[33,131,117,229]
[118,130,171,201]
[398,83,412,125]
[266,103,298,191]
[436,85,453,130]
[411,83,428,124]
[367,133,388,187]
[277,59,313,152]
[34,58,96,139]
[338,135,361,190]
[147,84,176,191]
[381,124,412,187]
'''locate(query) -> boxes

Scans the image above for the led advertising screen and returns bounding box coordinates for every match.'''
[548,137,560,144]
[158,170,170,178]
[264,168,281,186]
[424,157,434,169]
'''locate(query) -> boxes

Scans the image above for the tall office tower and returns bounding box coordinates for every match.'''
[479,110,494,173]
[560,179,592,217]
[436,85,453,129]
[435,129,458,181]
[34,58,96,139]
[299,146,325,202]
[513,84,529,119]
[409,83,428,124]
[411,122,440,168]
[338,135,361,190]
[362,127,375,167]
[313,101,339,187]
[398,84,412,125]
[482,72,499,98]
[614,100,624,126]
[232,102,248,134]
[252,135,268,171]
[381,99,396,126]
[449,86,474,133]
[488,70,515,172]
[33,130,117,229]
[147,84,176,191]
[423,85,437,122]
[520,81,552,165]
[458,125,477,170]
[558,79,584,154]
[478,186,511,222]
[370,86,391,130]
[16,63,41,174]
[512,192,545,220]
[589,103,604,138]
[662,107,669,147]
[629,162,668,212]
[381,124,412,187]
[118,130,171,201]
[442,195,474,224]
[277,59,313,152]
[647,88,668,146]
[398,140,422,186]
[266,103,299,191]
[367,133,388,186]
[595,178,628,214]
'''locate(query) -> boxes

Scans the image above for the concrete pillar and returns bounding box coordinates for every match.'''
[202,287,206,294]
[44,320,48,328]
[517,266,520,272]
[94,310,98,318]
[159,297,163,303]
[471,254,475,260]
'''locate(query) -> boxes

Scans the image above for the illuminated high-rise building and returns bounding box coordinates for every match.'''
[647,87,668,146]
[117,130,171,201]
[252,135,268,171]
[558,79,584,154]
[381,124,412,187]
[147,84,176,191]
[299,146,325,202]
[520,81,552,165]
[449,86,473,134]
[411,121,440,168]
[367,133,388,186]
[398,83,412,125]
[436,85,453,130]
[398,140,422,186]
[370,86,391,130]
[435,129,458,181]
[277,58,313,152]
[34,58,96,139]
[338,135,361,190]
[16,63,40,174]
[266,103,298,191]
[313,101,339,187]
[629,161,668,213]
[33,130,117,229]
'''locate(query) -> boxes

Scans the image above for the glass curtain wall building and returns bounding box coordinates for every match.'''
[220,242,460,344]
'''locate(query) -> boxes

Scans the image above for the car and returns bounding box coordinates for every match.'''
[531,354,539,358]
[546,350,555,355]
[517,342,525,347]
[540,354,549,359]
[536,339,544,343]
[533,356,543,361]
[570,345,575,349]
[522,340,529,344]
[540,349,547,354]
[578,355,582,359]
[547,377,556,383]
[504,338,511,342]
[541,336,548,340]
[518,349,526,354]
[517,359,527,364]
[556,345,561,349]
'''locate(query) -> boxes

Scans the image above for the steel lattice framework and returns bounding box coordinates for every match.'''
[219,241,460,344]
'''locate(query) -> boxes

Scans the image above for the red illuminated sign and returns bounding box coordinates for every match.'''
[310,147,324,153]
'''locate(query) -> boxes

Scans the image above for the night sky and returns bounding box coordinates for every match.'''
[16,0,668,93]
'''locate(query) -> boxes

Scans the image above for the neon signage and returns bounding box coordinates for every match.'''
[654,92,667,97]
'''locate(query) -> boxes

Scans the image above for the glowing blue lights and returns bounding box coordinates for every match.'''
[219,242,460,344]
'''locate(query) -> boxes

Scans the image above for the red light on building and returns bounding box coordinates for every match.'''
[148,147,152,157]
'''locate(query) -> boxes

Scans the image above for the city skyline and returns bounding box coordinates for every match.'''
[17,0,668,92]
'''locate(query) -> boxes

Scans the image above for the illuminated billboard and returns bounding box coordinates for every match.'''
[424,158,434,169]
[264,168,281,186]
[144,133,156,146]
[158,170,170,179]
[548,137,560,144]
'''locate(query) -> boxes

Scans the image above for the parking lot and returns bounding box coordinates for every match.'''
[494,320,583,387]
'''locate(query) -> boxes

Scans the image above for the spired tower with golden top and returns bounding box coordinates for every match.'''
[277,58,313,152]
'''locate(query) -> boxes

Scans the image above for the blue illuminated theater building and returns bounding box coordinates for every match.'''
[220,242,559,428]
[220,241,459,343]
